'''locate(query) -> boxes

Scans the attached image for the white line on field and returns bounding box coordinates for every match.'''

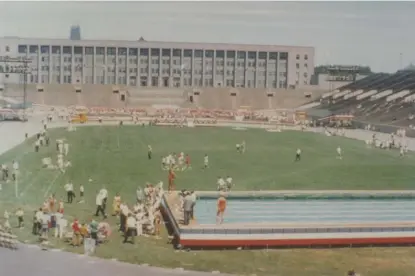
[43,172,63,197]
[19,169,46,197]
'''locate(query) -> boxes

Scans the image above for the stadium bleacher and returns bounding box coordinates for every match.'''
[310,69,415,127]
[0,84,324,111]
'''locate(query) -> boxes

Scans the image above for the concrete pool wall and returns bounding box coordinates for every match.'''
[161,190,415,249]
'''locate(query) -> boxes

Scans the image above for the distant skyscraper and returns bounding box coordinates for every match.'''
[69,25,81,40]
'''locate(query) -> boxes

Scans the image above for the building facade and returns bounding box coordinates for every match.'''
[0,37,314,89]
[311,65,372,91]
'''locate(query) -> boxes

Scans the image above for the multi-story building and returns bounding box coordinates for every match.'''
[0,36,314,89]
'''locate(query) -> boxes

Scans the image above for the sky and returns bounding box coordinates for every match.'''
[0,1,414,73]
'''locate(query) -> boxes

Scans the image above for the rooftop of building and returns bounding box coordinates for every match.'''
[0,36,314,52]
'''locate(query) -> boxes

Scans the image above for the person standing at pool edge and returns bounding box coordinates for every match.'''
[216,192,227,224]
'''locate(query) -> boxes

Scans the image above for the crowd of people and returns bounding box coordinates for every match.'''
[0,115,169,254]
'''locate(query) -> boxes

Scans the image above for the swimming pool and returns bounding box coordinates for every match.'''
[194,199,415,224]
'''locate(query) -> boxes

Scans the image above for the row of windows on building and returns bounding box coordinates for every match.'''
[36,56,289,69]
[16,45,296,60]
[23,65,287,76]
[26,67,286,78]
[25,74,287,88]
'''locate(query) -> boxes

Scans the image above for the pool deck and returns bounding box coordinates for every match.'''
[195,190,415,198]
[181,221,415,230]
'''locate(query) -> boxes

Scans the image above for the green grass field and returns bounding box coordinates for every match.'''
[1,125,415,276]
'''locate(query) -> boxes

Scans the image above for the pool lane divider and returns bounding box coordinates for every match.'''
[163,190,415,249]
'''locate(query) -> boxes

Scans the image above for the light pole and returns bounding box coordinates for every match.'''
[0,56,31,198]
[0,56,31,117]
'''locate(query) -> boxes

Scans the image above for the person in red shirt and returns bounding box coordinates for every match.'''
[216,193,227,225]
[168,167,176,192]
[71,219,81,246]
[185,154,191,170]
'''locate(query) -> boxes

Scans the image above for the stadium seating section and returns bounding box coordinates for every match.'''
[309,70,415,127]
[1,84,324,111]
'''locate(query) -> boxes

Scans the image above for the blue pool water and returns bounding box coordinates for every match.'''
[194,199,415,224]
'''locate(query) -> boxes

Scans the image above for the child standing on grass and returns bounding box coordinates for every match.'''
[16,208,24,228]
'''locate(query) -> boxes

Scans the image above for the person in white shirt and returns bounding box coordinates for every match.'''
[123,213,137,244]
[178,153,185,171]
[54,213,67,239]
[39,135,45,146]
[58,141,63,154]
[148,145,152,160]
[57,155,64,172]
[400,146,405,157]
[99,187,108,212]
[161,156,167,170]
[3,210,10,231]
[94,191,107,219]
[33,208,43,235]
[35,139,40,152]
[40,211,50,240]
[16,208,24,228]
[217,177,226,191]
[135,212,143,236]
[170,154,176,168]
[336,146,343,160]
[12,160,19,181]
[64,182,75,203]
[226,176,233,191]
[189,191,197,220]
[63,143,69,156]
[204,154,209,169]
[78,184,85,203]
[295,148,301,162]
[119,203,129,233]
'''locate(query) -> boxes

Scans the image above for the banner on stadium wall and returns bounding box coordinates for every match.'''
[187,119,195,128]
[234,115,244,122]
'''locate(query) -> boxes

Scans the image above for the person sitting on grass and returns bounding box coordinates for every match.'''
[98,221,111,243]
